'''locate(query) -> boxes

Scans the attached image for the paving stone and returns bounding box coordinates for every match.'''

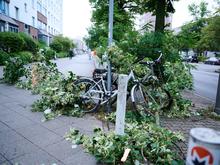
[0,139,39,160]
[0,122,11,133]
[57,116,76,125]
[28,131,63,148]
[0,154,7,164]
[70,117,103,133]
[0,129,24,144]
[2,102,26,110]
[44,139,80,161]
[41,118,68,131]
[63,146,97,165]
[16,124,51,139]
[0,107,13,117]
[0,160,12,165]
[10,149,64,165]
[1,114,36,129]
[53,125,72,137]
[0,111,23,122]
[0,95,14,104]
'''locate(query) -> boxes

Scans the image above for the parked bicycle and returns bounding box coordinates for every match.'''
[130,53,172,117]
[75,68,118,113]
[75,53,172,116]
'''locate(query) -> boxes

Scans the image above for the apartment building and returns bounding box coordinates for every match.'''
[136,13,173,32]
[0,0,63,44]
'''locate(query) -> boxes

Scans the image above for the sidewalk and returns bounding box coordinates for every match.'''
[0,83,102,165]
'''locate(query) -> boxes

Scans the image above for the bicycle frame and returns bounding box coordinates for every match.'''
[79,76,118,105]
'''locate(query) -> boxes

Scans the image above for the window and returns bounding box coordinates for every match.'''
[15,7,19,20]
[32,0,35,8]
[42,7,46,16]
[9,25,18,33]
[24,24,30,34]
[37,20,41,29]
[24,3,27,12]
[0,0,9,15]
[42,23,46,30]
[32,17,35,27]
[37,2,41,12]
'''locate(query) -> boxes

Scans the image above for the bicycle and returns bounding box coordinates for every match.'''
[75,53,172,115]
[130,53,172,117]
[74,68,118,113]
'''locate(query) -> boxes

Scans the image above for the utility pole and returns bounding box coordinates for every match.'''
[215,74,220,114]
[107,0,114,113]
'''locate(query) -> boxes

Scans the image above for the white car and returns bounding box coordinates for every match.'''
[204,57,220,65]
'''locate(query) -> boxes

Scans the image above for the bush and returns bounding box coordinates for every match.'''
[197,55,207,62]
[38,40,47,49]
[44,49,56,60]
[50,35,75,53]
[0,32,24,53]
[137,32,181,62]
[11,51,33,64]
[50,40,63,53]
[3,57,26,84]
[0,50,10,65]
[56,52,68,58]
[19,33,39,54]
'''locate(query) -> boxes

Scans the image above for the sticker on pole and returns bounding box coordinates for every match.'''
[191,146,213,165]
[186,128,220,165]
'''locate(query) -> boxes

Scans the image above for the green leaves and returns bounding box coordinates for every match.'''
[3,57,26,84]
[18,61,84,118]
[66,123,184,164]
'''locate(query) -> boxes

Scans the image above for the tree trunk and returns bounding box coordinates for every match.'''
[155,0,166,32]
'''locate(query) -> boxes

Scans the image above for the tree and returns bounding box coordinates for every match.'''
[85,0,137,50]
[198,16,220,51]
[177,1,210,55]
[50,35,75,52]
[144,0,179,32]
[188,1,210,20]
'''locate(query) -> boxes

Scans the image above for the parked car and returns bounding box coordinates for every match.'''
[183,55,198,63]
[204,57,220,65]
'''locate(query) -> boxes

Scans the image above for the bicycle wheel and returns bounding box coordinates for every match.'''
[131,84,154,117]
[144,85,172,112]
[75,78,102,113]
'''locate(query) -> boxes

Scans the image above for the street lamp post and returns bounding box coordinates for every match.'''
[107,0,114,113]
[215,73,220,114]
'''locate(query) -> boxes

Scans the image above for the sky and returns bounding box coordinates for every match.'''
[63,0,217,39]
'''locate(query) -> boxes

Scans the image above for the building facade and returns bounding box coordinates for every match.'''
[136,13,173,33]
[0,0,63,44]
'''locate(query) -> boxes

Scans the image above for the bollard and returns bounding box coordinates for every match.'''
[115,74,128,135]
[186,128,220,165]
[215,74,220,114]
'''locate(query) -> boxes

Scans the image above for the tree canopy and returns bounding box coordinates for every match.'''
[85,0,180,50]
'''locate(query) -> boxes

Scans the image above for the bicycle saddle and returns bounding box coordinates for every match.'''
[93,68,108,74]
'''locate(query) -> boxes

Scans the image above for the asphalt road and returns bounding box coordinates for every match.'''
[191,63,220,102]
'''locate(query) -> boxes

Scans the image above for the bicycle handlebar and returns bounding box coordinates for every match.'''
[139,52,163,66]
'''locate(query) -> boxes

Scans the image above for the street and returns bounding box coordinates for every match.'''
[191,63,220,102]
[53,54,95,77]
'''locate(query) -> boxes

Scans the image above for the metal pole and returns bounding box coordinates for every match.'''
[215,73,220,114]
[107,0,114,113]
